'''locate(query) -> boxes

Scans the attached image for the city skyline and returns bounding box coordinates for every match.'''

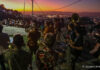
[0,0,100,13]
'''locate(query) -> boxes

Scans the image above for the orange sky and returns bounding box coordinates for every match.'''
[0,0,100,12]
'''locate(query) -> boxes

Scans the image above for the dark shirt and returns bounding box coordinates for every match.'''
[5,49,31,70]
[78,35,98,61]
[0,33,9,49]
[71,36,84,57]
[74,36,83,47]
[83,35,97,53]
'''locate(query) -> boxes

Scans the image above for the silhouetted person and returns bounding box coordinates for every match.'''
[27,28,41,55]
[0,24,9,49]
[5,34,31,70]
[0,24,9,70]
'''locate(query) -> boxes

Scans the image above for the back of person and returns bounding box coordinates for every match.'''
[6,49,31,70]
[44,26,49,35]
[28,29,41,42]
[5,34,31,70]
[36,43,55,70]
[0,24,9,70]
[28,29,41,54]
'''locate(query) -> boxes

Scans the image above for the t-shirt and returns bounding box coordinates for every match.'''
[68,23,80,42]
[5,49,31,70]
[71,36,84,56]
[74,36,84,47]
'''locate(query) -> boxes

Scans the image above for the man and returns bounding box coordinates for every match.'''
[67,13,85,70]
[0,24,9,70]
[75,30,100,70]
[5,34,31,70]
[27,27,41,55]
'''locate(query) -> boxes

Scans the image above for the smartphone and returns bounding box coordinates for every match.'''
[10,37,13,43]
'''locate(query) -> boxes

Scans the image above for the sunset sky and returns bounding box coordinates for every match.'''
[0,0,100,12]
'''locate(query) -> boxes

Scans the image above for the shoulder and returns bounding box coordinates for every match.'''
[22,50,30,56]
[2,33,9,35]
[4,49,15,60]
[38,43,49,52]
[0,33,9,37]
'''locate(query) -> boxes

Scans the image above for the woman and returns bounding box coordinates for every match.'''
[36,33,56,70]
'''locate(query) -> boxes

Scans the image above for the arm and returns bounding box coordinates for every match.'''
[69,43,83,50]
[68,39,83,50]
[90,43,100,54]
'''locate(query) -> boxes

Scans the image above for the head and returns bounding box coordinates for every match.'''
[71,13,80,23]
[13,34,25,49]
[44,33,55,48]
[0,25,3,33]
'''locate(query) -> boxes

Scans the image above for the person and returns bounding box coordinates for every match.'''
[40,23,44,33]
[76,30,100,70]
[27,27,41,55]
[67,13,86,70]
[53,18,61,35]
[0,24,9,70]
[90,36,100,58]
[69,27,85,70]
[43,21,50,36]
[5,34,31,70]
[36,33,56,70]
[68,13,80,42]
[48,23,54,33]
[0,24,9,49]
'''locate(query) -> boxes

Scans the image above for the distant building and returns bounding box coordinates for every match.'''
[93,17,100,24]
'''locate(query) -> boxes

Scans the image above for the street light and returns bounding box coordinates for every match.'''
[24,0,25,15]
[32,0,34,16]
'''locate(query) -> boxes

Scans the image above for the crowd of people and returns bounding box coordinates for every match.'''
[2,19,25,27]
[0,13,100,70]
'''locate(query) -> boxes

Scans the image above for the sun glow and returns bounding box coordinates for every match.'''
[0,0,100,13]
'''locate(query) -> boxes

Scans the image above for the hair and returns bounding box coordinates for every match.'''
[0,25,3,33]
[71,13,80,22]
[44,33,55,48]
[13,34,25,48]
